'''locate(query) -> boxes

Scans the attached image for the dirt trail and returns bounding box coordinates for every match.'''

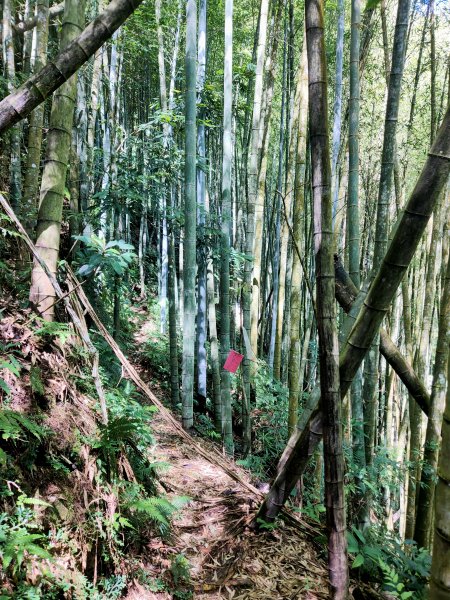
[125,314,329,600]
[126,408,329,600]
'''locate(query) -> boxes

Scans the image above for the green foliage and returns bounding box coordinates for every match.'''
[0,213,22,293]
[0,410,47,443]
[29,367,45,397]
[240,362,289,478]
[347,526,431,598]
[195,414,221,440]
[297,501,326,524]
[0,496,52,577]
[0,314,184,597]
[378,560,414,599]
[170,553,192,596]
[256,517,279,531]
[106,383,157,444]
[74,235,136,278]
[94,415,144,479]
[128,496,189,536]
[0,341,21,397]
[365,0,382,8]
[141,330,172,384]
[345,440,407,526]
[34,319,72,345]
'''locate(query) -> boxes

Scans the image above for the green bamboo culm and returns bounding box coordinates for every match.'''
[22,0,49,233]
[29,0,86,321]
[429,312,450,599]
[181,0,197,430]
[258,105,450,523]
[219,0,234,456]
[305,0,348,593]
[363,0,410,494]
[348,0,368,531]
[415,254,450,549]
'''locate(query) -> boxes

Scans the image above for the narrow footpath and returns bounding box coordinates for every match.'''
[125,313,329,599]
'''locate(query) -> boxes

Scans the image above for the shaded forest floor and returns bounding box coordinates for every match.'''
[0,298,381,599]
[126,311,330,599]
[125,410,329,600]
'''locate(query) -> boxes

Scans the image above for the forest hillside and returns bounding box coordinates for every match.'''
[0,0,449,598]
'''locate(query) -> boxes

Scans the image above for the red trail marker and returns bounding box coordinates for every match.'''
[223,350,244,373]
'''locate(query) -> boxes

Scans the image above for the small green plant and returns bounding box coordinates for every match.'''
[29,366,45,396]
[347,526,430,598]
[74,235,136,278]
[0,410,47,443]
[128,495,190,536]
[142,332,171,382]
[96,574,127,599]
[34,319,73,345]
[378,560,413,599]
[170,553,191,586]
[256,517,279,531]
[94,415,145,480]
[0,495,52,578]
[297,501,326,524]
[0,342,21,397]
[170,553,192,599]
[195,414,221,440]
[244,361,289,478]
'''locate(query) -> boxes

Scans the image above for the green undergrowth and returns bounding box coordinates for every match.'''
[0,313,191,599]
[125,291,431,600]
[347,526,431,598]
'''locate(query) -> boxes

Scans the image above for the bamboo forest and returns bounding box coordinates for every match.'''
[0,0,449,597]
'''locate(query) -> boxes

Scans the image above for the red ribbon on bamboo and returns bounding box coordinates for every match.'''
[223,350,244,373]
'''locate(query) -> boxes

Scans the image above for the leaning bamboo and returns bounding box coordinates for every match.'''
[29,0,85,321]
[0,0,144,134]
[334,256,431,416]
[258,105,450,521]
[14,2,64,35]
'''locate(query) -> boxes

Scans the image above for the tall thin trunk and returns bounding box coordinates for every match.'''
[205,191,221,430]
[76,69,89,217]
[138,197,147,296]
[29,0,86,320]
[269,8,287,377]
[429,0,436,142]
[252,1,284,364]
[373,0,410,273]
[347,0,360,289]
[306,0,348,594]
[406,198,442,539]
[429,334,450,598]
[168,195,180,410]
[331,0,344,221]
[287,40,308,435]
[258,106,450,522]
[196,0,207,399]
[220,0,234,456]
[22,0,34,75]
[22,0,49,232]
[347,0,367,531]
[244,0,270,389]
[364,0,410,474]
[181,0,197,430]
[414,251,449,549]
[155,0,170,322]
[86,0,107,212]
[168,1,182,409]
[2,0,22,209]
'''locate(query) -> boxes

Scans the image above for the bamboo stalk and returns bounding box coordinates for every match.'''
[0,0,144,134]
